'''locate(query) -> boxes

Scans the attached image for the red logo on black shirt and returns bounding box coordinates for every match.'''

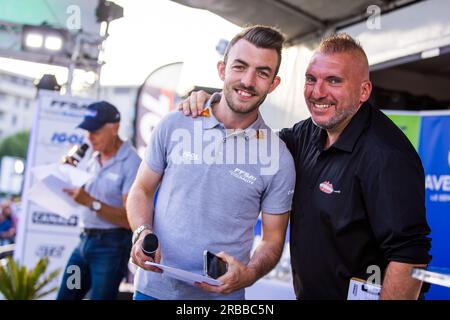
[319,181,340,194]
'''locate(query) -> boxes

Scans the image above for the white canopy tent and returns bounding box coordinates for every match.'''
[171,0,450,126]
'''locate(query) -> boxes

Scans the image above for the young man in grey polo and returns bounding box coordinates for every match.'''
[57,101,141,300]
[127,26,295,300]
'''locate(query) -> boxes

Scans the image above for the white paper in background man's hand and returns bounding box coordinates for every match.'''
[31,163,62,181]
[31,163,93,187]
[28,163,94,218]
[27,174,81,218]
[58,164,94,187]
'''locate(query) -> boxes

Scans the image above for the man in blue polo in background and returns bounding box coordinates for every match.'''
[57,101,141,300]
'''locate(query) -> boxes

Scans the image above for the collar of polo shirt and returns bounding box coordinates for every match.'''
[201,92,266,134]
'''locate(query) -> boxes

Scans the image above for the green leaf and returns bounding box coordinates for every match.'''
[18,265,28,299]
[27,257,48,297]
[0,265,14,299]
[34,268,61,294]
[6,257,20,299]
[30,258,47,284]
[0,256,60,300]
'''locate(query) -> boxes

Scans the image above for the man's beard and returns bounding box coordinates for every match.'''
[224,85,268,115]
[310,102,359,131]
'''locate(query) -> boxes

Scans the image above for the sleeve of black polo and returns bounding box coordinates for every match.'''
[361,149,432,265]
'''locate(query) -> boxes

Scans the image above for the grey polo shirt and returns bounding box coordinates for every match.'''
[80,140,141,229]
[135,97,296,300]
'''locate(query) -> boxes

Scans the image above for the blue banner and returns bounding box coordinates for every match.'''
[419,114,450,299]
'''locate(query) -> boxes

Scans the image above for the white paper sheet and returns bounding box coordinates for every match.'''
[347,278,381,300]
[58,164,94,187]
[31,163,61,181]
[27,175,81,218]
[31,163,93,187]
[145,261,222,286]
[27,163,94,218]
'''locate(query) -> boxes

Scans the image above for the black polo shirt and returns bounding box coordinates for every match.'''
[279,102,432,300]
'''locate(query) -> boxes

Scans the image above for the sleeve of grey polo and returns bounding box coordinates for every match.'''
[121,153,142,195]
[144,114,170,175]
[260,146,296,214]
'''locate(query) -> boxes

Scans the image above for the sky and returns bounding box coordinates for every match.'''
[0,0,240,88]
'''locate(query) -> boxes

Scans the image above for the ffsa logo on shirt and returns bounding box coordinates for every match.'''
[230,168,257,185]
[319,181,341,194]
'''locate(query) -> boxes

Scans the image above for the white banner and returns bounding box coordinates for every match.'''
[14,90,94,299]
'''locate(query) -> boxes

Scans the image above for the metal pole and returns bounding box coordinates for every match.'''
[94,21,110,100]
[66,32,81,96]
[95,64,102,100]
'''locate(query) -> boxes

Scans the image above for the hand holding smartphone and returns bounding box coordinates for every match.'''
[203,250,228,279]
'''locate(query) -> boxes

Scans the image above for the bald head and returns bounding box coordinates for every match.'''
[316,33,369,80]
[304,33,372,135]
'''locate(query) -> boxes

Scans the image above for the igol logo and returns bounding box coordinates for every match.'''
[51,132,84,145]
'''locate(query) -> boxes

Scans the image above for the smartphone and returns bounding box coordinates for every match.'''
[203,250,228,279]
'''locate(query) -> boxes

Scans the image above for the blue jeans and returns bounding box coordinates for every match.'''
[57,229,132,300]
[133,291,158,300]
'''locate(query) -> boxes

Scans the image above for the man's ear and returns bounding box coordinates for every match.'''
[268,76,281,94]
[111,122,120,135]
[360,80,372,103]
[217,61,225,81]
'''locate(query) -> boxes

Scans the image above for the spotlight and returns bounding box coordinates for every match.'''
[34,74,61,91]
[24,33,44,48]
[96,0,124,22]
[44,35,64,51]
[22,25,68,54]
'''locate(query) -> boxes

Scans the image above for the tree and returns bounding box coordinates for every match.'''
[0,130,30,159]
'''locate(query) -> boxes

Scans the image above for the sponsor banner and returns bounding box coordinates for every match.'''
[419,114,450,299]
[33,129,87,175]
[39,94,91,120]
[14,91,93,299]
[22,231,80,299]
[135,85,179,158]
[385,111,421,150]
[26,202,80,234]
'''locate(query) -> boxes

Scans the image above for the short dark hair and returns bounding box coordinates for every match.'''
[223,25,285,76]
[318,33,368,65]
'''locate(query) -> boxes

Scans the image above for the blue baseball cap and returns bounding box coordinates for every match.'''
[77,101,121,132]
